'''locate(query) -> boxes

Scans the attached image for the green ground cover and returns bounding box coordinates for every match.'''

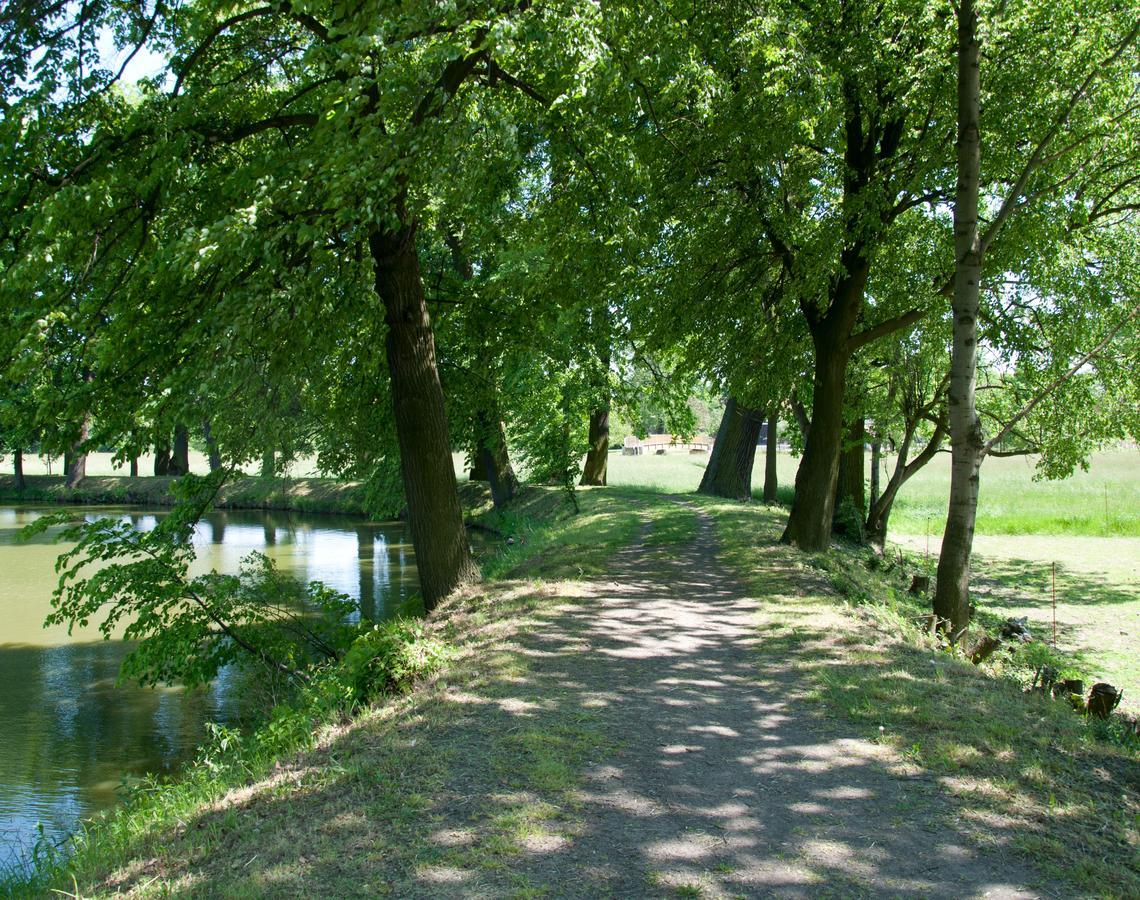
[698,496,1140,897]
[885,448,1140,538]
[0,487,670,897]
[605,446,1139,538]
[3,452,1137,896]
[6,446,1136,536]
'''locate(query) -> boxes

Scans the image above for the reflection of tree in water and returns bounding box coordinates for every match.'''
[358,526,378,621]
[0,504,418,871]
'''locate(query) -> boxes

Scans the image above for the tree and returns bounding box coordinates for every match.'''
[698,397,764,501]
[935,0,1140,636]
[1,0,611,608]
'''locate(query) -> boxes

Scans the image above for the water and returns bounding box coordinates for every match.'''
[0,505,417,874]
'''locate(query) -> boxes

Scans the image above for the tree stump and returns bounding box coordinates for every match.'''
[908,575,930,595]
[1086,683,1122,718]
[969,634,1003,664]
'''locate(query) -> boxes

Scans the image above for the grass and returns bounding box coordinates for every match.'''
[0,486,674,898]
[0,474,373,516]
[6,445,1136,536]
[4,455,1139,895]
[885,448,1140,538]
[607,446,1140,537]
[697,496,1139,898]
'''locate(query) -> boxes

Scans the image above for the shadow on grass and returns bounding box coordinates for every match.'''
[50,498,1139,899]
[972,555,1139,609]
[700,499,1139,897]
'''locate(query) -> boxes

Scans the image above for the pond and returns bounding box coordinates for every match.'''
[0,505,417,874]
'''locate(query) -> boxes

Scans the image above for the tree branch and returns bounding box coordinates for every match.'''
[849,307,926,351]
[982,301,1140,457]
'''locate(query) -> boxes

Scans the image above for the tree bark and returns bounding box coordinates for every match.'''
[835,417,866,519]
[153,442,171,476]
[699,397,764,500]
[64,417,90,488]
[869,439,881,510]
[13,449,25,491]
[580,406,610,486]
[935,0,984,639]
[170,424,190,476]
[129,456,139,478]
[370,223,478,610]
[203,421,222,471]
[763,408,779,503]
[789,388,811,443]
[782,311,856,548]
[467,449,490,482]
[473,411,519,508]
[866,416,947,546]
[260,449,276,479]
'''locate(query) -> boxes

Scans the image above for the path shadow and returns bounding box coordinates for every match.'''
[85,512,1135,898]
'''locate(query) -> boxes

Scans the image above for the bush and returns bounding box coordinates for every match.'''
[340,618,451,701]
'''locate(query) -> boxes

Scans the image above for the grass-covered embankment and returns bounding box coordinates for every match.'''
[0,486,664,897]
[0,474,371,516]
[697,496,1139,897]
[4,486,1137,897]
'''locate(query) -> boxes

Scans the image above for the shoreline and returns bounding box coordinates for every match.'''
[0,474,372,518]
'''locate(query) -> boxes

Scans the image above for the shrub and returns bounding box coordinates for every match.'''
[340,618,451,701]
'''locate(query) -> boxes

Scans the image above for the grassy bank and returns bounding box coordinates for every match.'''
[4,487,1137,897]
[0,487,661,897]
[0,474,372,516]
[699,497,1139,896]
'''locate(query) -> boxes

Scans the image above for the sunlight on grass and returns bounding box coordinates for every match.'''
[697,497,1140,898]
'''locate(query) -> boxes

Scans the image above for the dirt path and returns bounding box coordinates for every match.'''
[98,506,1054,898]
[474,508,1045,898]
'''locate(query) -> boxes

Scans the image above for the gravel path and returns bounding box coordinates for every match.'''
[488,508,1045,898]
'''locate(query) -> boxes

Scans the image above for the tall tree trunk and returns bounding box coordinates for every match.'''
[129,456,139,478]
[445,228,519,507]
[580,406,610,486]
[699,397,764,500]
[788,388,811,443]
[468,450,490,482]
[13,448,25,492]
[260,450,276,479]
[170,424,190,476]
[370,224,478,610]
[580,344,612,487]
[935,0,984,639]
[482,416,519,509]
[203,421,222,472]
[835,417,866,518]
[782,319,853,548]
[869,439,881,510]
[64,417,90,488]
[153,442,171,476]
[469,409,519,508]
[763,408,779,503]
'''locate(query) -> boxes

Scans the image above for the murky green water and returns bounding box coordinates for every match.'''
[0,505,416,873]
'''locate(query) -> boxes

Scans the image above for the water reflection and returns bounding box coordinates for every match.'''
[0,505,415,873]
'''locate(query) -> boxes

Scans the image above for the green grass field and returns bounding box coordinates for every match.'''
[884,448,1139,538]
[605,446,1140,538]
